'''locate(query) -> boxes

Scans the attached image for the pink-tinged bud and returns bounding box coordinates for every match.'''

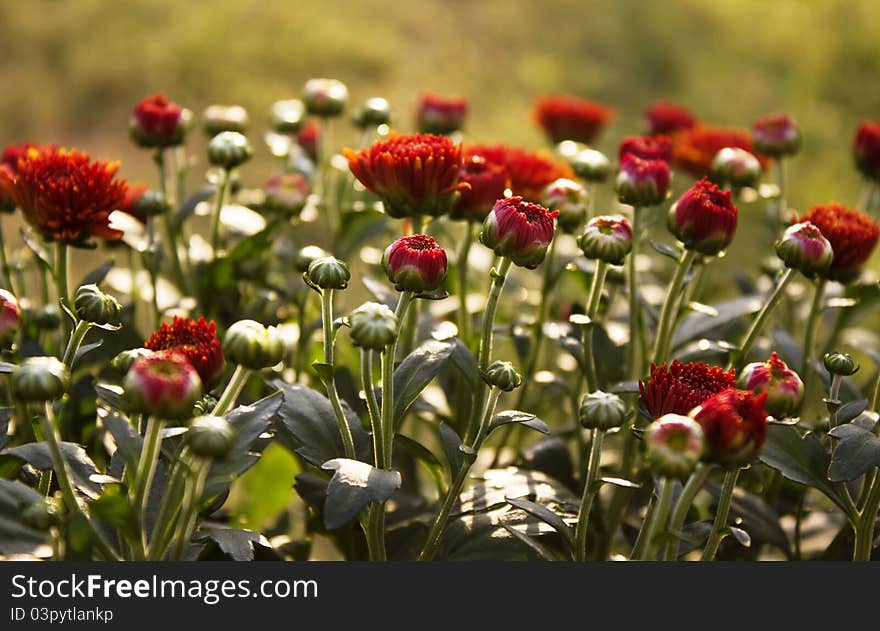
[129,94,192,149]
[618,135,672,162]
[690,388,769,468]
[738,353,804,419]
[775,221,833,277]
[416,91,468,135]
[710,147,761,189]
[542,178,587,234]
[481,196,558,269]
[123,350,202,421]
[668,178,737,256]
[644,101,697,136]
[854,121,880,181]
[382,234,448,293]
[264,173,310,217]
[752,113,801,157]
[0,288,21,348]
[615,154,670,207]
[644,414,705,479]
[578,215,633,265]
[450,155,508,222]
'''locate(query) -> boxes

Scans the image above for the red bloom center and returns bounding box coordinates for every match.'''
[145,316,224,385]
[639,360,737,418]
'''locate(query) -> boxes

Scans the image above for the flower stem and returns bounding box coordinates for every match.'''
[627,207,643,380]
[54,242,71,339]
[319,289,356,459]
[61,320,91,368]
[146,445,190,560]
[701,468,739,561]
[633,477,675,560]
[775,158,787,226]
[457,222,476,346]
[730,268,794,369]
[663,463,711,560]
[171,457,211,560]
[652,249,698,364]
[419,386,502,561]
[209,168,232,258]
[155,149,187,292]
[361,349,385,468]
[802,278,827,374]
[574,429,605,561]
[582,261,608,394]
[854,468,880,560]
[478,257,513,373]
[211,364,252,417]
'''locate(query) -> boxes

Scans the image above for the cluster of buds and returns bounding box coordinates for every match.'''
[578,215,633,265]
[223,320,285,370]
[481,197,558,269]
[382,234,448,294]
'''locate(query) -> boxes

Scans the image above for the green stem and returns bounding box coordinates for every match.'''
[210,364,252,417]
[776,158,787,226]
[478,258,513,372]
[146,445,190,560]
[362,349,384,468]
[664,463,711,560]
[131,415,164,556]
[627,207,643,380]
[54,242,71,340]
[802,278,827,374]
[582,261,608,394]
[155,150,187,291]
[457,222,476,346]
[61,320,91,368]
[171,458,210,560]
[574,429,605,561]
[210,168,232,258]
[635,477,676,560]
[730,268,794,369]
[652,249,698,364]
[854,469,880,560]
[320,289,356,459]
[701,468,739,561]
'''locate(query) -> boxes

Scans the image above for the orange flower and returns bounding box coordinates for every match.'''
[0,147,127,246]
[505,148,574,202]
[533,95,614,144]
[672,125,766,177]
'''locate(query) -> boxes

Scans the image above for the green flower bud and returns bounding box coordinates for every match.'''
[294,245,329,274]
[578,215,633,265]
[307,256,350,290]
[579,391,628,430]
[823,352,859,377]
[543,178,587,234]
[482,360,523,392]
[710,147,761,189]
[270,99,306,134]
[207,131,253,170]
[352,97,392,129]
[569,149,611,182]
[187,415,236,459]
[349,302,398,350]
[74,284,121,326]
[302,78,349,117]
[134,189,170,218]
[12,356,70,403]
[223,319,285,369]
[111,348,154,373]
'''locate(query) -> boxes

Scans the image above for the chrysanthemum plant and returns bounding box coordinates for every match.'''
[1,86,880,563]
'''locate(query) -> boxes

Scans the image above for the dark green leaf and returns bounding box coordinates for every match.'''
[73,340,103,365]
[672,295,762,349]
[726,526,751,548]
[828,422,880,482]
[90,483,138,539]
[393,339,456,428]
[80,260,114,287]
[310,362,335,387]
[194,524,270,561]
[489,410,550,434]
[651,242,681,260]
[20,227,52,270]
[101,412,141,472]
[837,400,869,425]
[95,383,126,411]
[0,479,52,556]
[438,422,463,474]
[177,185,217,223]
[361,275,397,309]
[2,442,107,498]
[321,458,401,529]
[505,497,573,547]
[224,390,283,455]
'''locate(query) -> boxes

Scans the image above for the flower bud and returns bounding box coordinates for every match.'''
[74,283,121,326]
[187,415,236,459]
[123,350,202,421]
[691,388,769,468]
[0,288,21,348]
[854,121,880,181]
[223,319,285,369]
[482,360,523,392]
[668,178,738,256]
[752,114,801,157]
[823,352,859,377]
[618,135,672,162]
[382,234,448,293]
[202,104,249,136]
[579,391,628,430]
[569,149,611,182]
[207,131,253,170]
[710,147,761,188]
[450,155,508,223]
[738,353,804,418]
[775,221,833,278]
[799,204,878,283]
[349,302,398,350]
[270,99,307,134]
[34,304,61,331]
[578,215,633,265]
[12,356,70,403]
[111,348,153,373]
[307,256,350,290]
[133,189,169,218]
[416,92,468,135]
[263,173,310,218]
[643,414,705,479]
[615,154,670,207]
[294,245,329,274]
[542,178,587,234]
[129,94,193,149]
[481,197,558,269]
[352,97,392,129]
[302,78,348,117]
[21,499,57,531]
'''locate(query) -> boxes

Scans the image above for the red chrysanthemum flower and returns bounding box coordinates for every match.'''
[671,125,767,177]
[0,143,44,213]
[752,113,800,157]
[854,121,880,181]
[639,360,736,419]
[464,144,510,168]
[691,388,769,468]
[145,316,225,386]
[129,93,190,149]
[504,148,574,203]
[533,95,614,144]
[0,147,128,246]
[417,91,468,135]
[296,120,320,162]
[619,135,673,162]
[480,196,558,269]
[345,133,465,219]
[123,350,203,421]
[644,101,697,136]
[382,233,448,293]
[800,203,879,283]
[450,155,508,222]
[668,178,738,255]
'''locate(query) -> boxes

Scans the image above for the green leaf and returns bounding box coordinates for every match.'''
[438,422,464,474]
[489,410,550,435]
[310,362,335,387]
[2,442,108,499]
[0,479,52,556]
[177,185,218,223]
[20,227,52,271]
[505,497,573,548]
[80,260,114,287]
[392,339,456,428]
[101,412,141,472]
[90,483,138,540]
[725,525,751,548]
[194,524,271,561]
[320,458,401,530]
[95,382,126,411]
[224,390,283,455]
[828,422,880,482]
[671,294,762,350]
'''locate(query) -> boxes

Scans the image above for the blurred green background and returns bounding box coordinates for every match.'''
[1,0,879,210]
